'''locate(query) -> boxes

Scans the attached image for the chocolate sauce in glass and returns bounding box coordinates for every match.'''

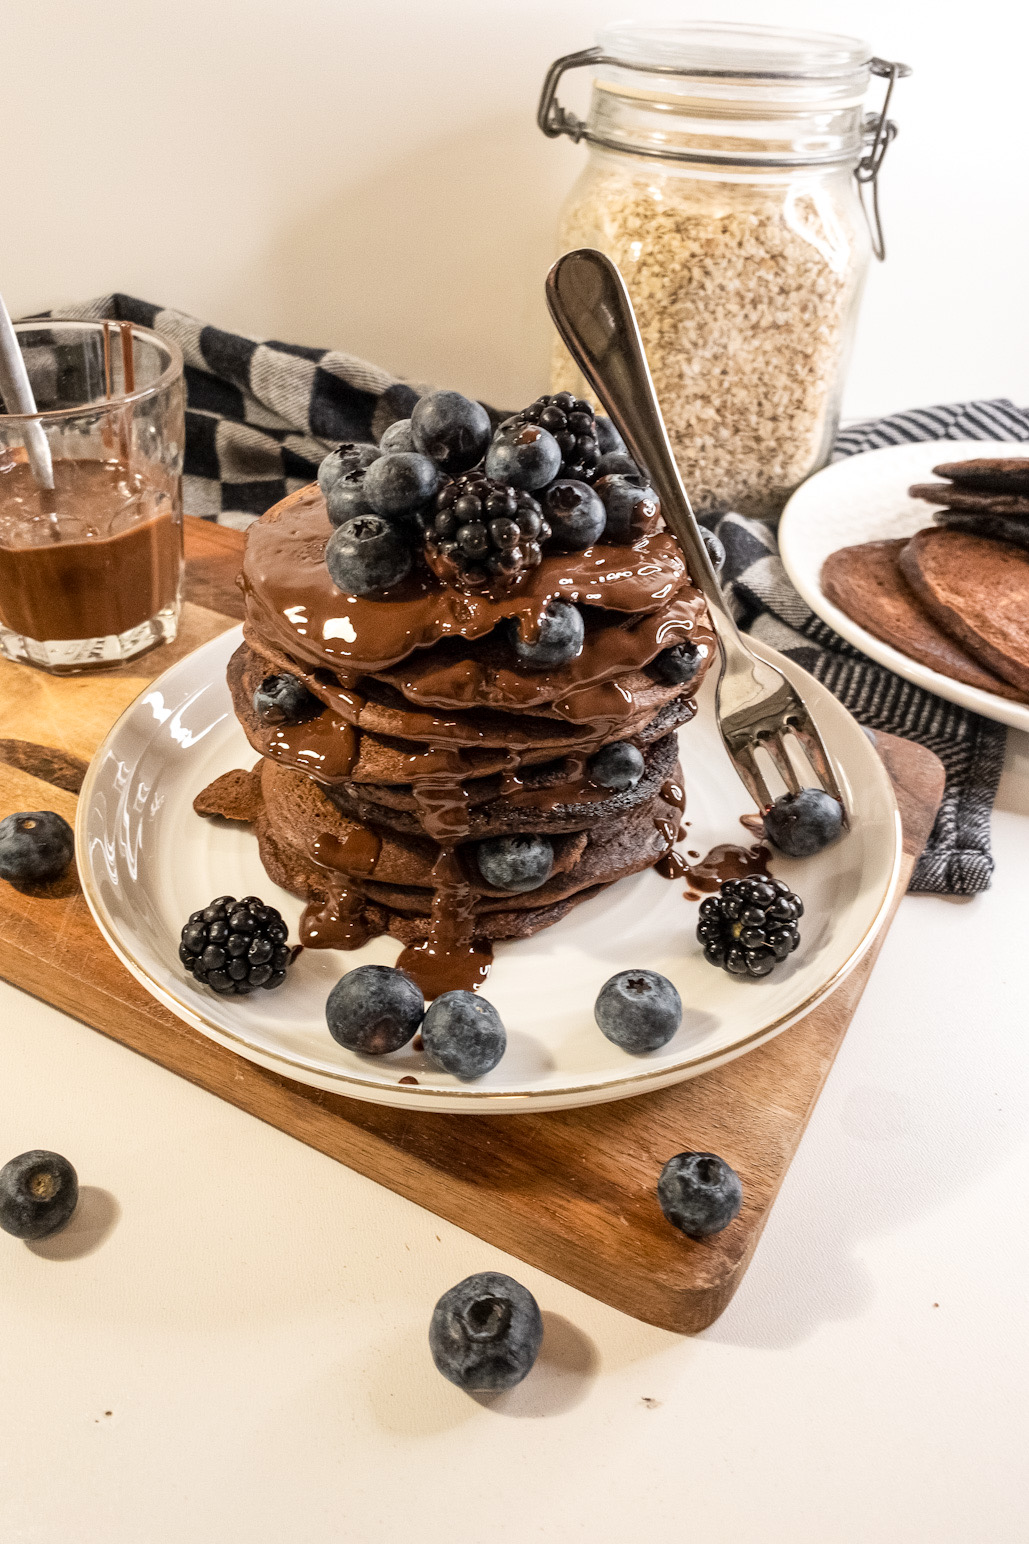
[0,457,180,641]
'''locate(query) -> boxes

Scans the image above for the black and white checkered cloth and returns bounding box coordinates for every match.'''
[710,398,1029,895]
[32,296,1027,893]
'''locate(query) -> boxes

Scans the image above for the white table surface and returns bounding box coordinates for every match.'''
[3,733,1028,1544]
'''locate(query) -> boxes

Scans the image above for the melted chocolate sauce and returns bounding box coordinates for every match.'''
[312,826,381,877]
[681,843,771,900]
[299,889,373,948]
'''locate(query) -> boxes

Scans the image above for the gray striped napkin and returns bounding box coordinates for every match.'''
[711,399,1029,894]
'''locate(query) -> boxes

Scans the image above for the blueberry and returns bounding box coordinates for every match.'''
[485,423,562,491]
[589,741,644,792]
[411,390,492,475]
[325,514,412,596]
[657,1151,742,1238]
[594,451,645,484]
[698,524,726,575]
[763,788,844,858]
[429,1271,543,1391]
[362,452,439,518]
[317,442,380,497]
[594,969,681,1054]
[0,1150,78,1239]
[510,599,584,670]
[595,475,660,544]
[252,673,321,726]
[652,640,708,688]
[476,834,554,893]
[595,415,626,456]
[421,991,506,1079]
[0,811,74,883]
[540,478,606,550]
[325,467,374,528]
[325,964,424,1055]
[379,418,416,454]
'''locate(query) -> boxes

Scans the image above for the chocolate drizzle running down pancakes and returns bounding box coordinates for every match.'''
[195,485,715,996]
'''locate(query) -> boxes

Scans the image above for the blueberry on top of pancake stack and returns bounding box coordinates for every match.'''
[194,390,715,998]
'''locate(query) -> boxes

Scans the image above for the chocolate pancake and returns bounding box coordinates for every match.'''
[898,528,1029,695]
[931,458,1029,494]
[909,484,1029,517]
[195,480,710,995]
[933,509,1029,554]
[821,539,1026,700]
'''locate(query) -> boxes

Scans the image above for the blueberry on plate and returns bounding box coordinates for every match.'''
[594,969,682,1054]
[411,390,492,475]
[362,452,439,518]
[429,1271,543,1391]
[252,673,321,727]
[325,467,374,528]
[763,787,844,858]
[326,964,424,1055]
[325,514,412,596]
[594,415,626,456]
[476,833,554,894]
[651,640,707,689]
[696,877,802,978]
[0,1150,78,1240]
[180,895,292,995]
[594,475,660,543]
[317,441,380,497]
[540,478,606,550]
[379,418,416,454]
[0,810,74,883]
[422,991,506,1079]
[485,423,562,492]
[657,1151,742,1238]
[588,741,644,793]
[510,599,584,670]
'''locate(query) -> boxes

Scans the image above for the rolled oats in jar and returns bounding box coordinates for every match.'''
[539,23,909,517]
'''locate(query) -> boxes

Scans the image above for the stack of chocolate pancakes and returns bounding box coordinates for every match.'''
[195,485,715,996]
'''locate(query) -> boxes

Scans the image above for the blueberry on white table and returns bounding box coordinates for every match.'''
[763,787,844,857]
[0,1150,78,1240]
[326,964,424,1055]
[429,1271,543,1391]
[0,811,74,883]
[657,1152,742,1238]
[594,969,682,1054]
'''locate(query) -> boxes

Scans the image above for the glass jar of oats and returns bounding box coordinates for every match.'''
[540,22,909,518]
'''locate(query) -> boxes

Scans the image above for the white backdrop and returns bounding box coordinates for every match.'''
[4,0,1027,419]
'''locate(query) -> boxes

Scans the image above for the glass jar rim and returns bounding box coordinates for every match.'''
[1,318,184,423]
[596,19,871,85]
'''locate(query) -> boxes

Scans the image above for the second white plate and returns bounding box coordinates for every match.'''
[779,439,1029,732]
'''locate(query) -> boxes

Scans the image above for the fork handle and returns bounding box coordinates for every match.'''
[545,248,741,650]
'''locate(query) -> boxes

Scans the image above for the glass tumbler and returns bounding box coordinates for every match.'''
[0,319,185,671]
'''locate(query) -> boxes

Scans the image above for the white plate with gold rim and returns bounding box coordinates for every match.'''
[780,439,1029,733]
[76,625,900,1114]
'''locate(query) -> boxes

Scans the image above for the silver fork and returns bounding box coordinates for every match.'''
[545,247,845,816]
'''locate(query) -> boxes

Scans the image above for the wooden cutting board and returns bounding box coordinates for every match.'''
[0,517,945,1333]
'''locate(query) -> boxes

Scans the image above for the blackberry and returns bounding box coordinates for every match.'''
[424,471,550,590]
[696,876,802,978]
[511,391,600,481]
[180,895,292,996]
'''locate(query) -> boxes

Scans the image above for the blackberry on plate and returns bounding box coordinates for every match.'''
[180,895,292,995]
[511,391,600,480]
[697,877,802,978]
[425,471,550,590]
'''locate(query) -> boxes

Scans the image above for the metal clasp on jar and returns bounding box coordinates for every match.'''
[538,48,912,262]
